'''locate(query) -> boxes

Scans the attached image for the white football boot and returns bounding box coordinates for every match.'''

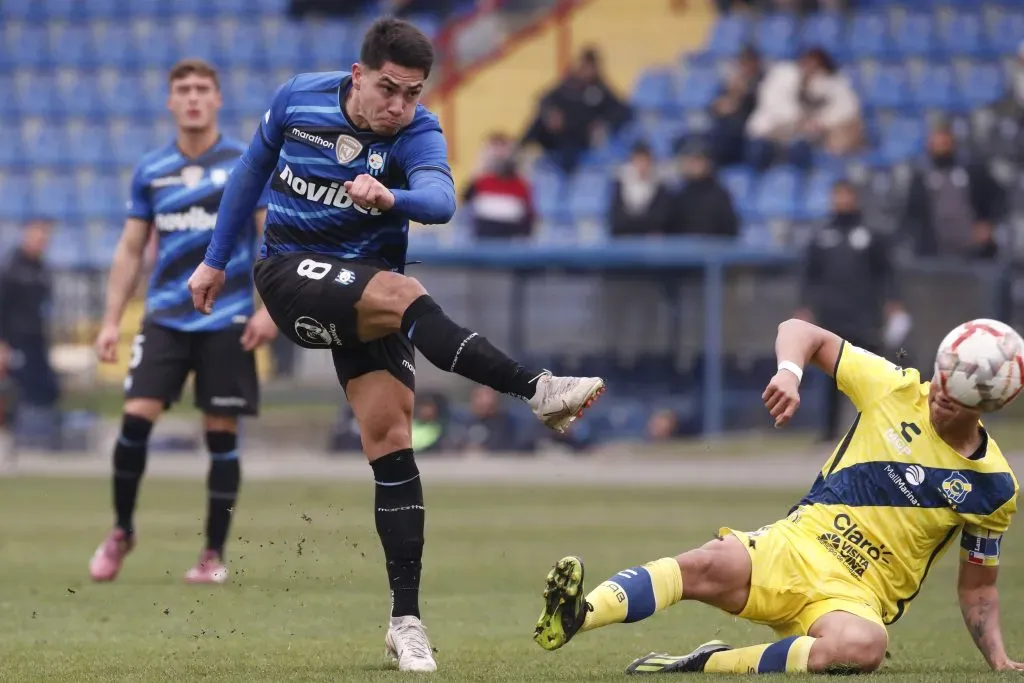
[385,615,437,672]
[527,372,606,433]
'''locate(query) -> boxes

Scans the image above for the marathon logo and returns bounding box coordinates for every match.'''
[288,127,335,150]
[154,206,218,231]
[276,165,382,216]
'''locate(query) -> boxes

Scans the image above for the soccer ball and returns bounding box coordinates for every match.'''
[934,319,1024,412]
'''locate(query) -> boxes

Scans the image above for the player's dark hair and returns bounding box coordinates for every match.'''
[360,17,434,77]
[168,58,220,90]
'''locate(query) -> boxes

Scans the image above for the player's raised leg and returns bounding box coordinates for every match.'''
[534,535,752,651]
[625,610,887,675]
[356,271,605,432]
[89,398,160,581]
[338,343,435,673]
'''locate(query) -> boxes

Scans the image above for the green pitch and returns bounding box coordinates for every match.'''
[0,477,1021,682]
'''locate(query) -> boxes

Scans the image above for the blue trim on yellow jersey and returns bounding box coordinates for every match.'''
[888,524,961,624]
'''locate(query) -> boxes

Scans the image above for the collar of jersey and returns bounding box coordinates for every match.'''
[174,134,224,163]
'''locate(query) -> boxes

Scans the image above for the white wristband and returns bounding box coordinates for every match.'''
[778,361,804,384]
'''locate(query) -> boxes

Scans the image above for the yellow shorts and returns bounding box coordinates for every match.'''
[722,520,887,639]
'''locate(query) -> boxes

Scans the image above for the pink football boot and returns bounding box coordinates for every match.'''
[184,549,229,584]
[89,528,135,582]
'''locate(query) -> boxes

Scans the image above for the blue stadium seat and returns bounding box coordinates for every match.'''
[262,22,309,70]
[959,62,1006,109]
[88,228,122,268]
[255,0,288,13]
[77,0,120,19]
[0,177,31,220]
[219,21,268,70]
[50,25,96,68]
[891,12,937,58]
[530,161,571,226]
[858,62,910,111]
[59,74,106,120]
[675,66,720,111]
[739,222,773,247]
[135,28,178,69]
[719,167,755,217]
[798,169,838,221]
[987,10,1024,55]
[0,75,19,118]
[46,225,88,269]
[176,24,226,65]
[755,14,798,60]
[93,25,141,69]
[112,124,156,167]
[66,124,114,169]
[305,20,354,69]
[877,117,926,165]
[100,74,156,120]
[846,13,892,60]
[911,63,957,111]
[1,0,48,22]
[631,68,674,114]
[211,0,251,16]
[800,13,845,58]
[77,174,123,220]
[15,73,62,119]
[705,15,751,58]
[11,25,51,69]
[567,169,612,223]
[752,166,800,219]
[938,10,987,58]
[228,71,279,119]
[30,175,78,222]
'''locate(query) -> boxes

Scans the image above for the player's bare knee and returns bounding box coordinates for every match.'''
[363,423,412,460]
[123,398,162,423]
[809,627,887,673]
[203,414,237,434]
[356,272,428,339]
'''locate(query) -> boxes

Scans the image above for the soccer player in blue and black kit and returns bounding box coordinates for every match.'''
[187,19,606,671]
[89,60,278,586]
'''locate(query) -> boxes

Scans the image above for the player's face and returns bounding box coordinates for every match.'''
[352,62,425,135]
[167,74,222,133]
[928,380,981,427]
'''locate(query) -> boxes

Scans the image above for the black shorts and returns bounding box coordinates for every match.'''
[254,252,415,392]
[124,319,259,416]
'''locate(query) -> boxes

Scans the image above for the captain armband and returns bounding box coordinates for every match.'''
[961,525,1003,567]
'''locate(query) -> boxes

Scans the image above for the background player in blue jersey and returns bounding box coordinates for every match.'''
[186,18,606,672]
[89,60,278,586]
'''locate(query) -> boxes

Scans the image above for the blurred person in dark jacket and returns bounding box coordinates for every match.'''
[460,386,536,454]
[710,46,763,167]
[610,141,672,237]
[520,47,632,173]
[0,218,59,412]
[903,124,1006,261]
[796,181,907,441]
[463,133,535,239]
[664,140,739,237]
[411,392,453,454]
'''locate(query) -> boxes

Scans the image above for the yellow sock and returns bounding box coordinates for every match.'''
[581,557,683,632]
[704,636,815,674]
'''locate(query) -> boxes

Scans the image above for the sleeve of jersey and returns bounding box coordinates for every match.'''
[126,164,153,221]
[961,524,1005,567]
[204,79,293,269]
[834,341,913,410]
[390,129,456,225]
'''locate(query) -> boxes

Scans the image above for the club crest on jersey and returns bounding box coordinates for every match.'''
[210,168,228,187]
[181,165,204,188]
[942,472,973,505]
[335,135,363,165]
[367,149,387,176]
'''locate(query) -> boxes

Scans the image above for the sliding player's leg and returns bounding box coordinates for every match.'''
[90,322,190,582]
[625,608,887,675]
[335,338,436,673]
[533,533,752,651]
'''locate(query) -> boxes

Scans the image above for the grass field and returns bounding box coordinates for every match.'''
[1,478,1022,682]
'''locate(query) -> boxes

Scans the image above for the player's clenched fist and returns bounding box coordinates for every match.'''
[344,174,395,211]
[94,323,120,363]
[188,262,227,315]
[762,369,801,428]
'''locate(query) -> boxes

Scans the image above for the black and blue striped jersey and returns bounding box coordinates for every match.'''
[127,136,267,332]
[255,71,452,272]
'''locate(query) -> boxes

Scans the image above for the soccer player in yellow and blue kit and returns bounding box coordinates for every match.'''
[533,318,1024,674]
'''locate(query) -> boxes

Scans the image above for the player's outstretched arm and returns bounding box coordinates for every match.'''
[95,219,152,362]
[762,319,843,426]
[958,560,1024,670]
[389,129,456,225]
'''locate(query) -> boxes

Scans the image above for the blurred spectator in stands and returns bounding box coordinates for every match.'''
[646,409,682,441]
[0,345,14,468]
[903,124,1006,261]
[411,392,453,454]
[609,141,672,237]
[520,47,632,173]
[796,181,906,441]
[0,219,59,414]
[459,386,535,453]
[709,45,762,167]
[746,47,861,171]
[462,133,535,239]
[665,138,739,237]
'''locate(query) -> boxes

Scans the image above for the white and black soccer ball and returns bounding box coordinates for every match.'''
[934,318,1024,412]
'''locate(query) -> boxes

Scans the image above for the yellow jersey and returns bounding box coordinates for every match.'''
[786,341,1018,625]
